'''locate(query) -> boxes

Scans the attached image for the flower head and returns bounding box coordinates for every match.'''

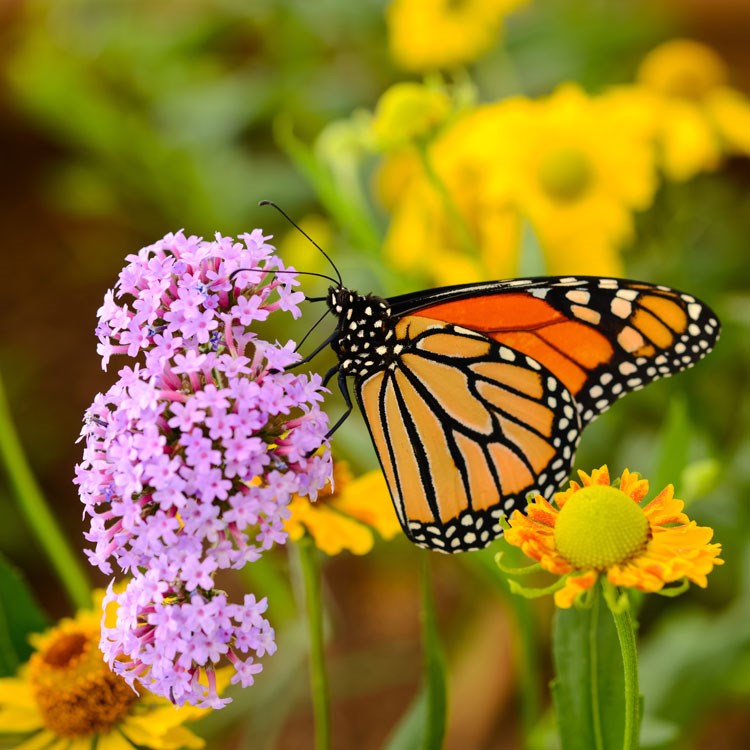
[0,590,225,748]
[372,82,452,150]
[96,229,305,372]
[504,466,723,608]
[100,578,273,709]
[379,85,655,284]
[76,229,333,708]
[285,462,401,555]
[631,39,750,180]
[386,0,527,72]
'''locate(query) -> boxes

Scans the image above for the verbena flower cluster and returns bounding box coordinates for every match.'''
[75,230,331,707]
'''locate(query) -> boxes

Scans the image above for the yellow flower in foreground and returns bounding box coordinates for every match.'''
[286,462,401,555]
[636,38,750,180]
[504,466,723,608]
[386,0,527,72]
[0,590,226,750]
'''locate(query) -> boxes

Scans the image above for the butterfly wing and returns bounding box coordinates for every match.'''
[355,315,580,551]
[389,276,720,425]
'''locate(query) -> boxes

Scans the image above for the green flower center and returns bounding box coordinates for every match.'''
[537,147,592,202]
[554,485,649,569]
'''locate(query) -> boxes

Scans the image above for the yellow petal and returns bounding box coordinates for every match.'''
[0,676,38,711]
[332,471,402,540]
[0,706,43,733]
[707,87,750,154]
[121,718,205,750]
[554,571,598,608]
[11,730,67,750]
[301,505,375,555]
[97,731,137,750]
[68,736,96,750]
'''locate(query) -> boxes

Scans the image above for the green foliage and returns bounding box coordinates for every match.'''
[551,593,627,750]
[0,554,48,677]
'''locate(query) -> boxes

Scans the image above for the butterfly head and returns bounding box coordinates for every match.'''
[327,287,397,378]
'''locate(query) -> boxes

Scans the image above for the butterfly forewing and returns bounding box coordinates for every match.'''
[355,318,580,552]
[392,276,720,425]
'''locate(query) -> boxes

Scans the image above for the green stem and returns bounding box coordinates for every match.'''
[512,596,541,747]
[610,597,641,750]
[0,371,90,610]
[298,534,331,750]
[416,142,480,258]
[588,587,605,750]
[420,553,447,750]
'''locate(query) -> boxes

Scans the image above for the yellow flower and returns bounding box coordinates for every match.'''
[386,0,527,72]
[0,591,228,749]
[372,82,452,150]
[636,38,750,180]
[493,86,657,273]
[504,466,723,608]
[378,85,655,284]
[286,462,401,555]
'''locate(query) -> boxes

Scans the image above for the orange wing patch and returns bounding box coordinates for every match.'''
[355,321,578,545]
[413,296,614,397]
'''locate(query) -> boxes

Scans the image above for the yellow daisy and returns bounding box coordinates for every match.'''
[636,38,750,180]
[286,462,401,555]
[504,465,723,608]
[378,86,655,284]
[0,590,227,749]
[386,0,527,72]
[492,85,657,273]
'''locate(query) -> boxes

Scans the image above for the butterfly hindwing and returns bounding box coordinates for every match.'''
[390,276,720,426]
[354,316,580,552]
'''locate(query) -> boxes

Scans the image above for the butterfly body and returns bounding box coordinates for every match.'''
[325,276,719,553]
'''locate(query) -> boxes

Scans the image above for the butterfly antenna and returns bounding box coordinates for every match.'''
[259,199,343,287]
[229,266,339,286]
[295,307,333,353]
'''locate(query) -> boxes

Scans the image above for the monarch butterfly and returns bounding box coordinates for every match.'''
[265,206,721,553]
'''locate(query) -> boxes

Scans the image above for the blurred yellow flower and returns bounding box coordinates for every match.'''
[636,38,750,180]
[286,462,401,555]
[372,82,452,150]
[493,85,657,273]
[378,85,656,284]
[0,590,226,749]
[386,0,527,72]
[504,466,723,608]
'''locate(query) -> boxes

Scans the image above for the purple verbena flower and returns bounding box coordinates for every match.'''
[77,228,334,708]
[101,577,275,708]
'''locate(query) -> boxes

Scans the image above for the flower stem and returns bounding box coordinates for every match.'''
[0,371,90,610]
[610,595,641,750]
[416,142,480,258]
[588,587,605,750]
[298,534,331,750]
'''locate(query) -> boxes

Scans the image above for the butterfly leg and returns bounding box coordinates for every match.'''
[324,368,353,440]
[284,332,336,371]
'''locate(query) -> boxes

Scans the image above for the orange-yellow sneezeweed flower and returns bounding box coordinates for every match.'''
[0,590,228,750]
[386,0,527,72]
[635,38,750,180]
[504,466,723,608]
[378,85,656,285]
[286,462,401,555]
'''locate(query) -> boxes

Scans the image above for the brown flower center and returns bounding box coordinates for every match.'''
[29,625,137,738]
[316,461,352,505]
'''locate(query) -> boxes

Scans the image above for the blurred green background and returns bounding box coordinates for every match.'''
[0,1,749,748]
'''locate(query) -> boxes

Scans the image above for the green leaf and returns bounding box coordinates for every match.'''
[384,690,428,750]
[652,397,690,495]
[386,555,447,750]
[551,590,628,750]
[0,553,49,676]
